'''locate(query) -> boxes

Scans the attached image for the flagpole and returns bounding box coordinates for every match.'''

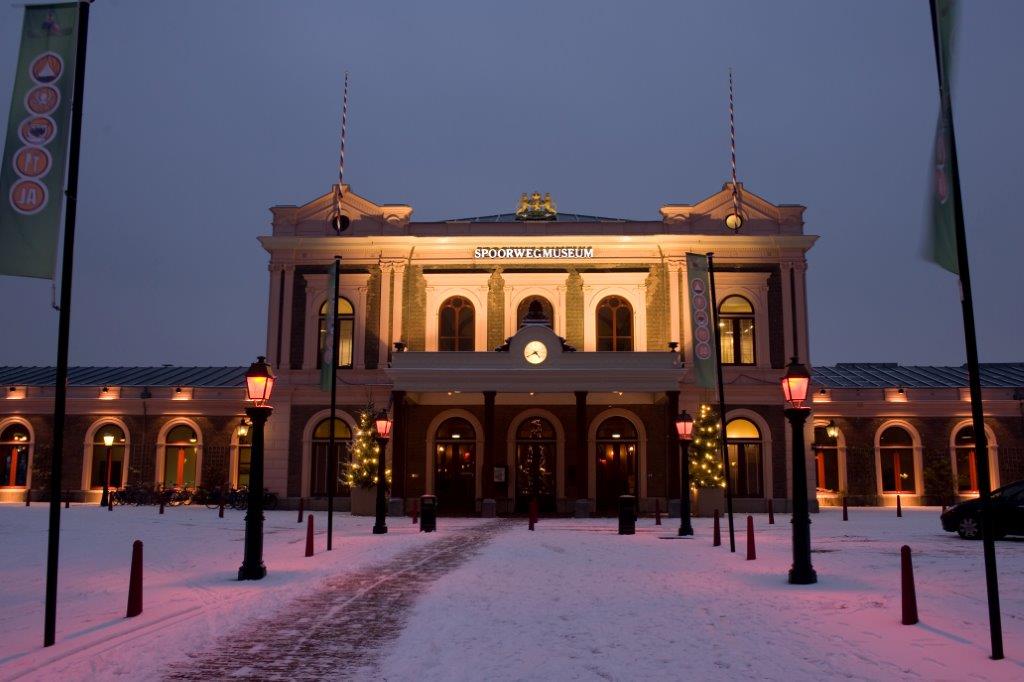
[928,0,1003,660]
[706,252,736,552]
[327,256,341,550]
[44,0,90,648]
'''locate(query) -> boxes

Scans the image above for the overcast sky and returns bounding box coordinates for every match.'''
[1,0,1022,368]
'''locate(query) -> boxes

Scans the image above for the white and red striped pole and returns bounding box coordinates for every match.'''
[332,71,350,233]
[727,69,743,231]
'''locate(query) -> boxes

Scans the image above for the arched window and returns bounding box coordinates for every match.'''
[439,296,475,351]
[595,416,639,514]
[434,418,477,513]
[517,296,554,328]
[813,425,840,492]
[879,426,915,493]
[318,297,355,369]
[90,423,126,490]
[718,296,755,365]
[311,418,352,497]
[236,425,252,489]
[1,423,31,487]
[164,424,198,488]
[726,418,762,498]
[953,425,979,494]
[515,416,557,513]
[596,296,633,351]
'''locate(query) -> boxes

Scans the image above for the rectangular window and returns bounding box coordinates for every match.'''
[91,446,125,489]
[720,324,736,364]
[881,449,914,493]
[815,447,840,492]
[955,449,977,493]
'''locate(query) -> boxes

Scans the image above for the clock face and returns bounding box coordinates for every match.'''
[524,340,548,365]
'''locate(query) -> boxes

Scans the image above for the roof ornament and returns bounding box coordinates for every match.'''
[515,191,557,221]
[331,71,351,234]
[725,68,744,232]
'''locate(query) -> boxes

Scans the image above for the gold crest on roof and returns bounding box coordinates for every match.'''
[515,191,557,220]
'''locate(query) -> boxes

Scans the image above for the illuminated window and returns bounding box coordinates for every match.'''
[718,295,755,365]
[90,423,126,490]
[439,297,475,351]
[311,418,352,497]
[813,426,840,492]
[236,429,252,489]
[1,423,31,487]
[317,297,355,369]
[164,424,198,488]
[879,426,915,493]
[517,296,554,328]
[726,418,762,498]
[953,425,979,494]
[596,296,633,351]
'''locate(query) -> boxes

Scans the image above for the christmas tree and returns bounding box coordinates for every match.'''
[690,403,725,489]
[344,407,392,491]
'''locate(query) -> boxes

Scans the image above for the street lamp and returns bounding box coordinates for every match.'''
[782,357,817,585]
[372,409,393,535]
[237,418,250,438]
[675,410,695,536]
[238,356,275,581]
[99,433,115,507]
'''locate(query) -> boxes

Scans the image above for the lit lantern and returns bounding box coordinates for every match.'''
[675,410,694,441]
[374,410,393,440]
[244,356,276,407]
[781,358,811,408]
[237,418,250,437]
[825,420,839,439]
[102,433,115,447]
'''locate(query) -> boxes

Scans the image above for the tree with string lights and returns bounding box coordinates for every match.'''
[690,403,725,490]
[345,407,391,491]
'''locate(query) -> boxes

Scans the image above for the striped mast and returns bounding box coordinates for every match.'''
[727,68,743,230]
[332,71,349,232]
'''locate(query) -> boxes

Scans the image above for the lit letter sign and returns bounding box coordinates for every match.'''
[473,246,595,260]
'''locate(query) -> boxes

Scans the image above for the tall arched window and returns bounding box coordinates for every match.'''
[439,296,475,351]
[236,426,252,488]
[718,295,755,365]
[879,426,915,493]
[596,296,633,351]
[726,418,762,498]
[91,423,126,490]
[164,424,198,488]
[813,425,840,492]
[953,425,979,494]
[1,423,31,487]
[318,297,355,369]
[517,296,554,328]
[311,418,352,497]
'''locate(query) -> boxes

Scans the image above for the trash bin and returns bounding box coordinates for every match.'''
[574,499,590,519]
[481,498,496,518]
[420,494,437,533]
[618,495,636,535]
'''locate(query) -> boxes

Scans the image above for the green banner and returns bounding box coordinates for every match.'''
[320,260,339,391]
[0,3,79,279]
[926,0,959,275]
[686,253,717,389]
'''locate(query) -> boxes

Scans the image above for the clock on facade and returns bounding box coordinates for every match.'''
[523,340,548,365]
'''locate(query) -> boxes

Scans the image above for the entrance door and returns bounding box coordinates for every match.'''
[434,418,477,514]
[515,417,557,514]
[595,417,639,515]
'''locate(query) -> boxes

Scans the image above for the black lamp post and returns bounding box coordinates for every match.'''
[372,409,393,535]
[238,356,275,581]
[782,357,817,585]
[99,433,114,507]
[675,409,694,536]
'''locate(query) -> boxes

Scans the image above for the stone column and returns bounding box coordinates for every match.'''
[391,390,407,500]
[280,265,296,369]
[391,262,406,358]
[665,390,680,502]
[667,258,683,351]
[482,391,497,500]
[378,262,393,368]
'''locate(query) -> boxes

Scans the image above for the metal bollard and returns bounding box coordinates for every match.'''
[126,540,143,618]
[843,496,849,521]
[297,497,304,524]
[746,515,756,560]
[896,494,903,518]
[305,514,315,557]
[713,509,721,547]
[767,499,774,525]
[901,545,918,625]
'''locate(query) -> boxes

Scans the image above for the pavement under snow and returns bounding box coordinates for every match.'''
[0,504,1022,680]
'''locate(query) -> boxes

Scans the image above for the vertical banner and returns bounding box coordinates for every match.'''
[0,3,80,279]
[926,0,959,275]
[320,260,339,391]
[686,253,717,389]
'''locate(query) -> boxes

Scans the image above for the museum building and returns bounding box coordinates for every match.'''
[1,184,1022,512]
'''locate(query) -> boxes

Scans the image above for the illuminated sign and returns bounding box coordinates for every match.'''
[474,246,594,259]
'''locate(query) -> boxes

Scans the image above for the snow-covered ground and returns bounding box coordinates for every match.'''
[375,508,1024,681]
[0,503,480,680]
[1,505,1022,681]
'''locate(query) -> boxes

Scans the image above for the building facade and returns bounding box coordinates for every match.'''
[2,184,1022,512]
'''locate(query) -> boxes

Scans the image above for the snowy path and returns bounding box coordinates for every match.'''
[165,519,509,680]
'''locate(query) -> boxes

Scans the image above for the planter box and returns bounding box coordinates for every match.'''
[350,486,378,516]
[695,487,725,518]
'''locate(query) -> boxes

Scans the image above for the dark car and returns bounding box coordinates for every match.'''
[940,480,1024,539]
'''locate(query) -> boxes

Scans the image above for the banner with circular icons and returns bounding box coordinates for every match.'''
[686,253,719,389]
[0,3,80,279]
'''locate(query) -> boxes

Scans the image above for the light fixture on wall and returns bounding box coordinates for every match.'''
[825,421,839,439]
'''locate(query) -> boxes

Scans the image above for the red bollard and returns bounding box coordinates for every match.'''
[896,495,903,518]
[159,498,165,514]
[746,515,756,560]
[655,499,662,526]
[65,491,70,509]
[412,501,419,524]
[219,500,225,518]
[529,499,539,527]
[713,509,721,547]
[843,496,849,521]
[767,499,775,525]
[297,497,304,524]
[108,494,113,511]
[305,514,315,557]
[901,545,918,625]
[126,540,143,618]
